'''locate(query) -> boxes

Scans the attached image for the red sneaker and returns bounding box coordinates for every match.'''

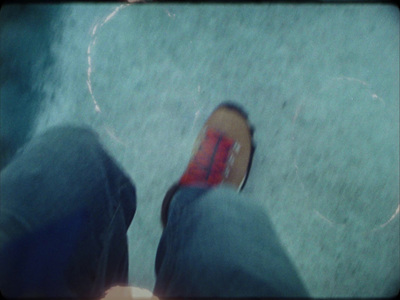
[161,102,255,227]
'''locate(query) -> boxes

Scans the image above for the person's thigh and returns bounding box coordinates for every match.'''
[0,125,136,298]
[154,185,309,297]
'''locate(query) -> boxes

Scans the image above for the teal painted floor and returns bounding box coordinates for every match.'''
[1,3,399,297]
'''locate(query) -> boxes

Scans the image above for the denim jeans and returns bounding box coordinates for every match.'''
[0,125,308,298]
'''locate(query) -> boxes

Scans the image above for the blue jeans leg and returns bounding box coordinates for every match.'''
[0,125,136,298]
[154,185,309,297]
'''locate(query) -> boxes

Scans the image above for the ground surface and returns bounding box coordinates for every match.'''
[1,3,399,297]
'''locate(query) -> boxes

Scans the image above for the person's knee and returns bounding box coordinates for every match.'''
[17,125,103,167]
[34,125,100,150]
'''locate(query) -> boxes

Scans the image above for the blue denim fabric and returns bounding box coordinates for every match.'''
[0,126,136,298]
[0,125,308,298]
[154,186,309,298]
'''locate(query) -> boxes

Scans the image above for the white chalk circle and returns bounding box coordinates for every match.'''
[291,76,398,231]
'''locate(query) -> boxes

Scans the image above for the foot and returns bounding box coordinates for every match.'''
[161,102,255,227]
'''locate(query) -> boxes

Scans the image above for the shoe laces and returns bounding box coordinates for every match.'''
[179,128,237,187]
